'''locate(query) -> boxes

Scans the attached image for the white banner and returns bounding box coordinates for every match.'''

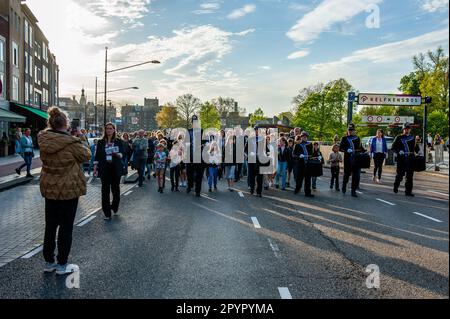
[358,93,422,106]
[362,116,414,124]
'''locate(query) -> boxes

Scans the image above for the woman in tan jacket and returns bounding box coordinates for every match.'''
[38,107,91,275]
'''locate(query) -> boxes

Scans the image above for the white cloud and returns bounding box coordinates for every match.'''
[311,27,449,70]
[287,0,382,44]
[235,28,256,36]
[227,4,256,19]
[287,50,310,59]
[86,0,151,23]
[200,3,221,10]
[192,2,221,14]
[422,0,449,12]
[289,3,311,11]
[258,66,271,70]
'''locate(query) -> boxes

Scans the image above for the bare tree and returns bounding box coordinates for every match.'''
[176,94,201,128]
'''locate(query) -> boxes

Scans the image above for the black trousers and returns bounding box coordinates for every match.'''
[235,163,242,180]
[248,163,263,195]
[136,158,147,186]
[373,153,385,179]
[342,160,361,192]
[294,163,311,195]
[43,198,79,265]
[170,165,180,189]
[330,166,340,189]
[187,163,205,194]
[394,157,414,194]
[101,169,121,217]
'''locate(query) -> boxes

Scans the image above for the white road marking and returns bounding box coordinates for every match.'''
[21,245,43,259]
[356,191,363,194]
[428,191,449,197]
[76,215,97,227]
[278,287,292,299]
[251,217,261,229]
[268,238,281,258]
[376,198,396,206]
[412,212,443,223]
[238,191,244,198]
[123,190,132,196]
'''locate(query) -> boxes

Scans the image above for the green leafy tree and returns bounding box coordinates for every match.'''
[427,110,449,138]
[292,79,352,140]
[155,103,182,129]
[199,102,221,129]
[249,108,266,126]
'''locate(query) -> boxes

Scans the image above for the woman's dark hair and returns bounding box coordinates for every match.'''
[102,122,116,142]
[279,137,287,145]
[47,106,68,130]
[377,129,384,137]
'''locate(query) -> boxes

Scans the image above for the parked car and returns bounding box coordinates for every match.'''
[362,136,395,165]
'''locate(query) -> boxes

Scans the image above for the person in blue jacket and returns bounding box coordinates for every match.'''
[369,129,388,183]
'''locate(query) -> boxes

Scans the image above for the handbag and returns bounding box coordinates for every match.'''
[354,152,371,169]
[307,159,323,177]
[414,155,426,172]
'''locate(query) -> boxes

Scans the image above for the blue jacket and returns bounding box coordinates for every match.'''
[370,137,388,156]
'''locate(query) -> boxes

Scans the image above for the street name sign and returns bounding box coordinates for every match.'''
[358,93,422,106]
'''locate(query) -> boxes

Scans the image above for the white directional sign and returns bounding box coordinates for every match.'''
[362,116,414,124]
[358,93,422,106]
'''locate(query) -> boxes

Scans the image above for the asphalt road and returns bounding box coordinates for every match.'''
[0,168,448,299]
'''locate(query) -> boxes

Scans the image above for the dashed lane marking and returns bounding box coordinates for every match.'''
[251,217,261,229]
[412,212,443,223]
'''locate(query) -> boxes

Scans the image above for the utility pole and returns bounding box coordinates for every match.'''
[94,77,97,131]
[104,47,108,127]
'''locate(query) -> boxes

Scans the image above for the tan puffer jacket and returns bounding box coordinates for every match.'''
[38,129,91,200]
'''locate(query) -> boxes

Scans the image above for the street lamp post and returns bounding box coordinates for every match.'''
[102,46,161,126]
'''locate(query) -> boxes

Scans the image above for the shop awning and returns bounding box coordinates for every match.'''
[0,108,27,123]
[12,103,49,120]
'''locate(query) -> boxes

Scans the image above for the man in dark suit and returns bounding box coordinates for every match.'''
[186,115,207,197]
[245,127,267,197]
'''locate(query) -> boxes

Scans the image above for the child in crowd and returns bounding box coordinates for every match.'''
[208,141,221,192]
[169,141,182,192]
[154,144,167,193]
[328,144,342,191]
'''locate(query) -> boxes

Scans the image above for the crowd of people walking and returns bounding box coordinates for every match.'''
[35,107,427,276]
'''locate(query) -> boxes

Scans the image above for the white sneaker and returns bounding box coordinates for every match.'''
[376,178,381,184]
[56,263,79,275]
[44,262,58,273]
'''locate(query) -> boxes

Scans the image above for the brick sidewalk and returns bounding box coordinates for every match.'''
[0,178,135,267]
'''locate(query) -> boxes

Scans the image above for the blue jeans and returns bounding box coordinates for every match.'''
[208,166,218,188]
[18,152,33,175]
[275,161,287,188]
[312,176,317,188]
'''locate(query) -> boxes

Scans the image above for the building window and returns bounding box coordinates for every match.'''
[0,39,5,62]
[25,20,29,44]
[43,88,48,105]
[12,42,19,67]
[0,73,5,100]
[30,84,34,104]
[29,26,33,48]
[13,76,19,101]
[43,43,48,62]
[35,92,42,106]
[35,66,41,85]
[25,82,29,104]
[43,66,48,84]
[25,52,28,74]
[29,55,33,79]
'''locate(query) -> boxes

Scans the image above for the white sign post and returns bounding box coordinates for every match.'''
[358,93,422,106]
[362,116,414,124]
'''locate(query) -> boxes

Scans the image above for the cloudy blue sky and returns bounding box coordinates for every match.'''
[27,0,449,115]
